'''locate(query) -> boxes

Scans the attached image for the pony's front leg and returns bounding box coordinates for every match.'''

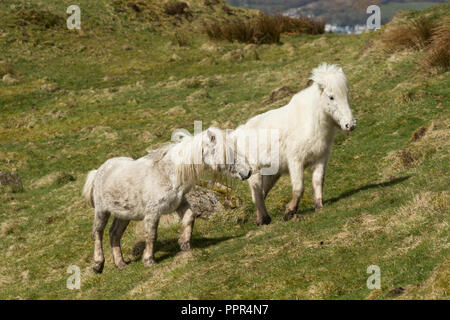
[249,173,272,226]
[176,201,195,251]
[285,160,304,221]
[311,158,327,211]
[142,213,160,267]
[92,210,110,273]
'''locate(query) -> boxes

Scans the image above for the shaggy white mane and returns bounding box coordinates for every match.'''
[309,63,349,97]
[169,127,227,185]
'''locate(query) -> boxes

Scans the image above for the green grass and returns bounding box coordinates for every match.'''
[0,1,449,299]
[380,2,441,24]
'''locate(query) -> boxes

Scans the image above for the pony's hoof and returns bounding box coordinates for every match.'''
[93,262,104,274]
[179,242,191,251]
[256,215,271,226]
[143,259,156,267]
[314,204,324,212]
[115,261,128,270]
[283,211,295,221]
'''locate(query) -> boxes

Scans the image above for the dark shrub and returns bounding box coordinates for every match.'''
[164,1,189,16]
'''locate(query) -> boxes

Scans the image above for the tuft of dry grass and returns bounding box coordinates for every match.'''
[204,14,280,44]
[275,14,325,35]
[164,1,189,16]
[381,16,435,52]
[423,17,450,73]
[204,13,324,44]
[172,30,191,47]
[0,61,17,78]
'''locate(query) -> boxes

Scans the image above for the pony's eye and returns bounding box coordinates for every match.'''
[329,96,334,100]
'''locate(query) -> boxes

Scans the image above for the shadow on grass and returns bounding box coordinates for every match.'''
[130,236,234,264]
[296,176,411,215]
[325,176,410,205]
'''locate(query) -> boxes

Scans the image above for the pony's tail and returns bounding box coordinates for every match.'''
[83,170,97,208]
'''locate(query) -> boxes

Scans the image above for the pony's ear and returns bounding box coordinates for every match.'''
[317,82,325,93]
[206,129,216,145]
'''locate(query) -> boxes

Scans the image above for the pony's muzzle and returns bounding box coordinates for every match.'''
[239,169,252,180]
[344,120,356,132]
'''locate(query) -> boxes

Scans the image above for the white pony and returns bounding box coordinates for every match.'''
[230,63,356,225]
[83,127,252,273]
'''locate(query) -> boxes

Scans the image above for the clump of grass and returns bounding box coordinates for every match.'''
[0,61,17,78]
[381,16,435,52]
[204,13,324,44]
[204,14,281,44]
[55,172,75,186]
[14,7,64,29]
[164,1,189,16]
[275,14,325,35]
[251,14,281,44]
[423,17,450,73]
[172,30,191,47]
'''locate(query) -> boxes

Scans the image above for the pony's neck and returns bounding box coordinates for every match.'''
[308,85,338,139]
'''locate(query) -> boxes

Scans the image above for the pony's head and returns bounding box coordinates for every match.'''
[309,63,356,132]
[172,127,252,183]
[201,127,252,180]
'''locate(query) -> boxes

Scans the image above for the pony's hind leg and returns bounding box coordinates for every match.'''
[142,213,160,267]
[109,217,130,269]
[176,199,195,251]
[92,209,110,273]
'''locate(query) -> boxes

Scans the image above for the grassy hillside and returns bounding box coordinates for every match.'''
[0,1,449,299]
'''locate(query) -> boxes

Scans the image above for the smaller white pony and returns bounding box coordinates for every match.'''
[83,127,252,273]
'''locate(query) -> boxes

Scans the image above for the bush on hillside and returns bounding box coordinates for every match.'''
[423,17,450,73]
[381,16,435,52]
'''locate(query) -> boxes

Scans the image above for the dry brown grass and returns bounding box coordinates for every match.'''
[275,14,325,35]
[381,16,435,52]
[204,15,280,44]
[204,13,324,44]
[423,17,450,73]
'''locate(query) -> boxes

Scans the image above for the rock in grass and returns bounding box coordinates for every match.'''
[185,186,224,218]
[0,172,23,193]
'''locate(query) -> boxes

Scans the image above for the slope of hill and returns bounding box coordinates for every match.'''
[0,1,449,299]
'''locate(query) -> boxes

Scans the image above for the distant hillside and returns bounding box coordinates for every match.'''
[227,0,447,24]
